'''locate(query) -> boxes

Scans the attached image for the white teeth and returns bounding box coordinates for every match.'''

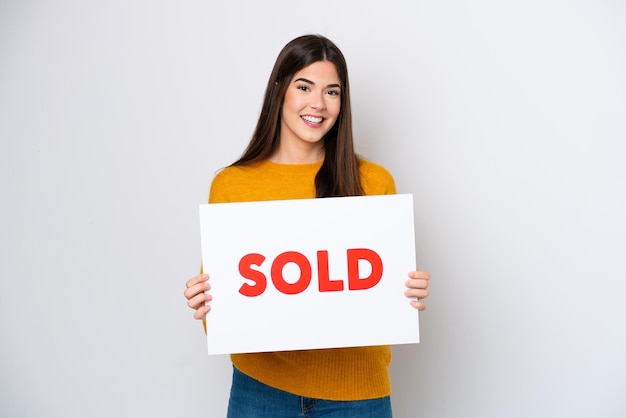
[301,115,323,124]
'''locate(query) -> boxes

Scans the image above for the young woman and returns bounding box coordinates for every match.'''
[184,34,430,417]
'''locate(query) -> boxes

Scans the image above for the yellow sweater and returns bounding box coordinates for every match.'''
[208,159,397,400]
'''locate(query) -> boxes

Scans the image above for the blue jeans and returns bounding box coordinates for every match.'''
[227,366,393,418]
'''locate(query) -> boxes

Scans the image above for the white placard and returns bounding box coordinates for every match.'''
[199,194,419,355]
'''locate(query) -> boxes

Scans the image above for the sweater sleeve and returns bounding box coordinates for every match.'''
[208,169,231,204]
[359,160,397,196]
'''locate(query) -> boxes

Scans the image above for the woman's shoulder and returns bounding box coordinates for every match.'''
[211,161,265,183]
[358,158,393,176]
[357,158,397,195]
[208,164,260,203]
[212,164,245,181]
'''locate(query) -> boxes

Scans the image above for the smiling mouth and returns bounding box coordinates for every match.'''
[301,115,324,124]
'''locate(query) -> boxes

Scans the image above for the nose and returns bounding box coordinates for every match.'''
[309,92,326,110]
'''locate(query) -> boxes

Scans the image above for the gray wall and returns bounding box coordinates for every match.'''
[1,1,624,417]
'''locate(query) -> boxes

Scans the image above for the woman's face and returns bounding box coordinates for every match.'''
[279,60,341,154]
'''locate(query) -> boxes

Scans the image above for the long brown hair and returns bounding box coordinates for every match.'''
[231,34,363,197]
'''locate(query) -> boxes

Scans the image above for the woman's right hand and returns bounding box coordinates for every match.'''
[184,273,212,320]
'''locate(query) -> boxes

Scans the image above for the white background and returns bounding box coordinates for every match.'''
[1,1,624,417]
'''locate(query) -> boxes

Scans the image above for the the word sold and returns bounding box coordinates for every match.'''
[238,249,383,297]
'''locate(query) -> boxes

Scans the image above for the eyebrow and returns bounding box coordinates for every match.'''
[294,77,341,89]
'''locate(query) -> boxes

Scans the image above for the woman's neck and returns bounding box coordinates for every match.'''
[269,141,325,164]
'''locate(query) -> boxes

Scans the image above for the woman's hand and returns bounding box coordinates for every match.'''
[404,270,430,311]
[184,273,212,320]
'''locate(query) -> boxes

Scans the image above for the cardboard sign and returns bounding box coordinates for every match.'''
[199,194,419,355]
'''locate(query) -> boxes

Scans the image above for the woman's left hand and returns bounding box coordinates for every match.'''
[405,270,430,311]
